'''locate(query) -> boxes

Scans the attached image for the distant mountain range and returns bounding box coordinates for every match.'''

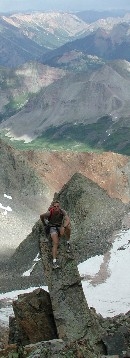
[0,12,89,68]
[41,19,130,67]
[77,9,129,23]
[0,10,130,155]
[1,10,130,68]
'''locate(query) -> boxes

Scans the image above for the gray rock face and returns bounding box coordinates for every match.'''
[7,226,130,357]
[8,229,105,356]
[3,172,130,357]
[1,171,128,294]
[39,235,103,344]
[55,173,128,262]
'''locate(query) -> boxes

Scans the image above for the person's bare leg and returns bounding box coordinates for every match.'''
[60,224,71,241]
[51,232,59,260]
[59,225,71,253]
[65,224,71,252]
[65,224,71,241]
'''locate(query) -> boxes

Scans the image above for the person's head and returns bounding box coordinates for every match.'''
[53,200,60,212]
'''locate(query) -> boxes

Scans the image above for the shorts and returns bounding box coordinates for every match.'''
[49,226,61,235]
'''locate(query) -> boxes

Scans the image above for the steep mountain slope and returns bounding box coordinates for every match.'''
[0,62,66,121]
[0,18,45,68]
[0,138,130,292]
[23,150,130,204]
[1,172,128,292]
[3,12,89,46]
[0,139,52,260]
[1,61,130,154]
[41,19,130,66]
[1,137,130,263]
[0,12,89,68]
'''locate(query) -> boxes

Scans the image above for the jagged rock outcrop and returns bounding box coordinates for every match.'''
[8,278,130,357]
[55,173,129,263]
[2,172,129,293]
[7,301,130,357]
[2,172,130,357]
[100,311,130,357]
[39,234,103,345]
[7,225,130,356]
[8,232,106,357]
[9,288,58,346]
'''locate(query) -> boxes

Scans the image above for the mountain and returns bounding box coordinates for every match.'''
[1,11,130,69]
[0,10,130,155]
[0,138,130,352]
[0,12,90,68]
[0,157,130,354]
[77,9,129,23]
[41,19,130,67]
[0,18,45,68]
[0,62,66,121]
[3,12,89,45]
[0,138,130,265]
[0,10,130,354]
[0,170,128,294]
[1,60,130,154]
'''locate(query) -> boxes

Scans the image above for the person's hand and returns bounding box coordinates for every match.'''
[60,226,65,236]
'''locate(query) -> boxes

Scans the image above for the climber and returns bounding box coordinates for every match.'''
[40,200,71,269]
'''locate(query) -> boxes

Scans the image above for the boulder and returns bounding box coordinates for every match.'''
[9,288,57,346]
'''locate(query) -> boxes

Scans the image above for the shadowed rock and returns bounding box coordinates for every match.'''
[10,288,58,346]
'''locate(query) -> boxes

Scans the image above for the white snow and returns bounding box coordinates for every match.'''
[78,230,130,317]
[0,203,12,212]
[0,194,13,216]
[4,194,12,200]
[22,253,41,276]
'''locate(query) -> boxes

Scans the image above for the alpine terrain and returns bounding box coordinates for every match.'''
[0,6,130,358]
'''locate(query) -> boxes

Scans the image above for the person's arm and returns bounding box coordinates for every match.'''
[62,210,70,228]
[40,211,50,223]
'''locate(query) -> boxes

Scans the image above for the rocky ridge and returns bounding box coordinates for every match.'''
[7,292,130,358]
[0,170,130,356]
[1,137,130,259]
[3,228,130,357]
[23,150,130,204]
[1,172,129,290]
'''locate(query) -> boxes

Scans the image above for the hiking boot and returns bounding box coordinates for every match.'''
[52,261,60,269]
[66,242,71,253]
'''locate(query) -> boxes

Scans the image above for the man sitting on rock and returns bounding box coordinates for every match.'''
[40,200,71,269]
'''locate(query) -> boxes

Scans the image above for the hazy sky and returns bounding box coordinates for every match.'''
[0,0,130,13]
